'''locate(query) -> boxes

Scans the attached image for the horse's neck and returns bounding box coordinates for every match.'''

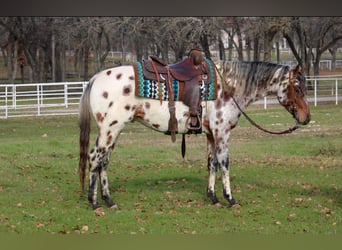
[224,65,288,108]
[225,80,268,108]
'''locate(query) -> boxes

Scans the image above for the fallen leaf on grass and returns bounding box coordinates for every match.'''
[320,206,334,216]
[81,225,89,232]
[36,222,46,228]
[295,198,304,203]
[94,208,105,216]
[169,209,177,215]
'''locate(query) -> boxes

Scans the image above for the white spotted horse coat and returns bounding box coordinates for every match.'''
[79,61,311,210]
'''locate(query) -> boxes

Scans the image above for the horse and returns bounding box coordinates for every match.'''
[78,60,311,210]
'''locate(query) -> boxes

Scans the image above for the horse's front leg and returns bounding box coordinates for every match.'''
[206,135,220,205]
[219,151,236,207]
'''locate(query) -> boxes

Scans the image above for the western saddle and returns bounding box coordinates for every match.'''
[142,48,211,142]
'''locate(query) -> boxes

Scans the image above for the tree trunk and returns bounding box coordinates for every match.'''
[245,37,251,61]
[121,30,126,64]
[313,52,321,76]
[55,43,65,82]
[200,32,211,58]
[253,35,260,61]
[218,36,225,61]
[52,34,56,82]
[329,47,337,70]
[263,33,272,62]
[83,44,90,81]
[276,41,280,63]
[6,40,18,83]
[235,23,243,61]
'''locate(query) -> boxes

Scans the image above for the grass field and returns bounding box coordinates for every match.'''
[0,104,341,235]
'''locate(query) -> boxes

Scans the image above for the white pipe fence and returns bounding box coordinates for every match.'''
[0,82,87,119]
[0,76,341,119]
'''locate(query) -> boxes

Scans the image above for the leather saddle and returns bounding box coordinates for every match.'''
[141,49,211,142]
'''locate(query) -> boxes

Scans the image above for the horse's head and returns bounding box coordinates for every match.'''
[277,64,311,125]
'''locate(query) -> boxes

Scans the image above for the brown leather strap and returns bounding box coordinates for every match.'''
[166,66,177,142]
[151,60,163,104]
[181,134,186,158]
[231,96,298,135]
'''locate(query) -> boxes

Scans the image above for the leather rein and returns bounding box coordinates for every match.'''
[215,64,299,135]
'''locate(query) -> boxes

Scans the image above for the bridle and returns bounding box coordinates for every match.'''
[215,63,299,135]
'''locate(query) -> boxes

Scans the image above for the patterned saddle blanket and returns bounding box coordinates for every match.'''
[133,58,218,102]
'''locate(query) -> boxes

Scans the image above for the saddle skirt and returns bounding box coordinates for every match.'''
[133,58,218,102]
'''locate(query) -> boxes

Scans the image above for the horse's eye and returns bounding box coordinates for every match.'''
[295,86,302,95]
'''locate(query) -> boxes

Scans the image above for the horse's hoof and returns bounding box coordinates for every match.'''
[228,198,237,207]
[109,204,119,210]
[231,203,241,208]
[91,203,101,210]
[213,202,223,208]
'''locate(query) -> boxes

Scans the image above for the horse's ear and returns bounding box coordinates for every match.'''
[290,64,304,79]
[290,65,298,79]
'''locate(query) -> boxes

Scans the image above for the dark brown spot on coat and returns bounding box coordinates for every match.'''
[129,75,134,80]
[152,124,160,129]
[107,70,111,75]
[216,111,222,119]
[125,105,130,111]
[109,120,118,126]
[145,102,151,109]
[123,85,132,95]
[106,135,113,146]
[108,101,113,108]
[221,91,231,102]
[116,73,122,80]
[96,112,104,123]
[103,91,108,99]
[215,99,222,109]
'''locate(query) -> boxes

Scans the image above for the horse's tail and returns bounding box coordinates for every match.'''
[78,77,94,192]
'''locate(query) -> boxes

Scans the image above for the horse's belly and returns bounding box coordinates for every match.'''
[137,99,190,133]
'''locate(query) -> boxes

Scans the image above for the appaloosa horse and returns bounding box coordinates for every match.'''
[79,60,310,210]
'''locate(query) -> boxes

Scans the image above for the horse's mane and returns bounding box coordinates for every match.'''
[219,61,290,96]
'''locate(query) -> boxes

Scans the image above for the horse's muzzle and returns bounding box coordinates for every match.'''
[295,112,311,125]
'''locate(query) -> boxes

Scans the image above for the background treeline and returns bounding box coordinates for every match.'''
[0,17,341,83]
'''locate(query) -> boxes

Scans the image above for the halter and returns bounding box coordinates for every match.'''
[215,63,299,135]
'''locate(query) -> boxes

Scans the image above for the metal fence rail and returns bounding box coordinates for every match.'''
[0,82,87,118]
[0,77,341,119]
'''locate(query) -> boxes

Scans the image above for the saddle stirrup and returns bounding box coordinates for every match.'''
[186,114,202,130]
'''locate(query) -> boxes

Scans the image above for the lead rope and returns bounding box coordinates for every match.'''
[214,63,299,135]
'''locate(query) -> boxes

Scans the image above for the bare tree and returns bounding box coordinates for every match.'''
[284,17,342,76]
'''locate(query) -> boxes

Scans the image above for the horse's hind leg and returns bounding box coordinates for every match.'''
[98,149,117,208]
[88,128,122,209]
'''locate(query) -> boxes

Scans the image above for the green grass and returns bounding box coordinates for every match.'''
[0,104,341,235]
